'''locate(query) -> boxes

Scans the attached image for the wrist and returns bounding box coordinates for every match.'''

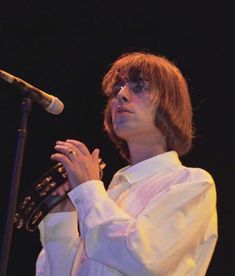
[51,197,76,213]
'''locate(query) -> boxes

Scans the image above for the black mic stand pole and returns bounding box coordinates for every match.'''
[0,97,32,276]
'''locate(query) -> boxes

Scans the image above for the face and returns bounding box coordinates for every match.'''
[109,77,158,142]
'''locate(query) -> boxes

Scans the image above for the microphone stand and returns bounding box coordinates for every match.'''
[0,97,32,276]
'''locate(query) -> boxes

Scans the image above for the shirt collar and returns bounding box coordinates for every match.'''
[109,151,181,187]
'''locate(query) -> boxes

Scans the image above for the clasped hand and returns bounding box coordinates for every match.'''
[51,139,101,193]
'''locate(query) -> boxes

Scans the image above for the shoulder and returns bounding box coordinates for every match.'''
[186,167,214,185]
[181,167,217,221]
[170,164,214,187]
[169,165,216,200]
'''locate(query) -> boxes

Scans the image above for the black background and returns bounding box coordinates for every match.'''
[0,1,234,275]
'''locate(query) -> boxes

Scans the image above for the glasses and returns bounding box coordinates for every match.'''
[111,80,149,98]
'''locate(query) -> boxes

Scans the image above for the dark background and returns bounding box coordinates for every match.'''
[0,1,234,275]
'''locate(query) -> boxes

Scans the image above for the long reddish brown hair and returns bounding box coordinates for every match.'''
[102,52,193,161]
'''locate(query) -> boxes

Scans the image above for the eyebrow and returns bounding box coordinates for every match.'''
[114,74,146,84]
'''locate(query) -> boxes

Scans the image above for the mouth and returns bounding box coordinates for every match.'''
[115,106,132,114]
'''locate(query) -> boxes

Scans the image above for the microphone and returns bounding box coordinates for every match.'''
[0,69,64,115]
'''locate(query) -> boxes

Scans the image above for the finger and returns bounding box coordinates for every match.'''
[56,140,90,157]
[56,140,65,145]
[51,181,70,195]
[52,185,67,196]
[66,139,90,156]
[51,153,72,166]
[54,144,80,160]
[56,141,78,153]
[63,182,71,192]
[91,148,100,161]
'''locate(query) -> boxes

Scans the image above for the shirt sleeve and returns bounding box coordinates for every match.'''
[68,177,217,276]
[36,211,79,276]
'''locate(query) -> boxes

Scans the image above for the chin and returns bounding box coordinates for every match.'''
[113,126,134,141]
[114,128,128,138]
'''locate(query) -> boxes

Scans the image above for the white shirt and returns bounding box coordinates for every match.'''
[36,151,218,276]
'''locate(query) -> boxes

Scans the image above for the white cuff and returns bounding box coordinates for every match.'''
[39,211,78,243]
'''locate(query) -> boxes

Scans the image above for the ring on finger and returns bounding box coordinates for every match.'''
[68,150,77,158]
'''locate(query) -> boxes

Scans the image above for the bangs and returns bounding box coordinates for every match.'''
[102,52,158,96]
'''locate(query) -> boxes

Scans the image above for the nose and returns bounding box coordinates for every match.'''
[117,85,130,103]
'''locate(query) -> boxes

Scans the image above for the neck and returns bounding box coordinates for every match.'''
[127,131,167,165]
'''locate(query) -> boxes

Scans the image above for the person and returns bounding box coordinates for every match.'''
[36,52,218,275]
